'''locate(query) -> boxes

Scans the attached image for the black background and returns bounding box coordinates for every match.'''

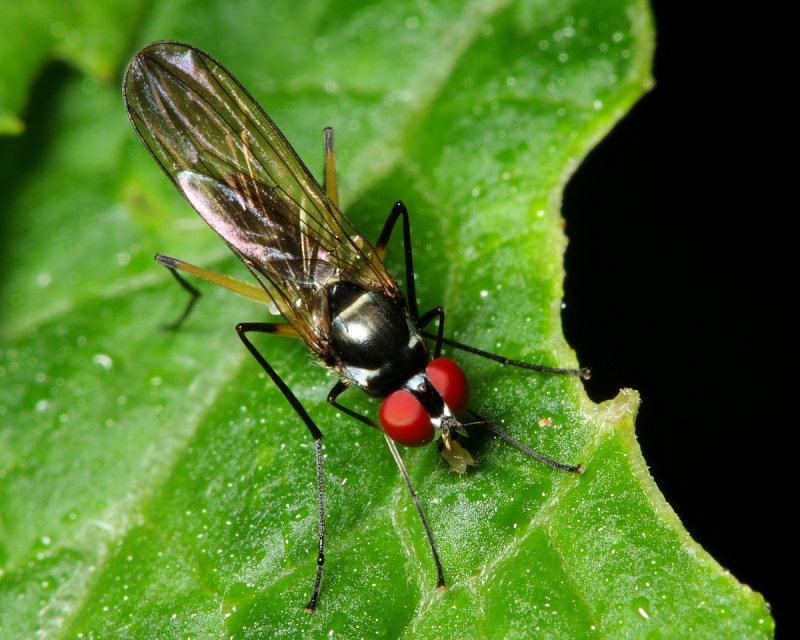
[563,2,786,635]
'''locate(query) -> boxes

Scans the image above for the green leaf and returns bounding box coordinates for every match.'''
[0,0,146,134]
[0,1,774,639]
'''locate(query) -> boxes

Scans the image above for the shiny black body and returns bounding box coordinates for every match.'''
[327,281,429,398]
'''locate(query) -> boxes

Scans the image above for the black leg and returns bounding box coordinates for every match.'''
[383,435,447,591]
[306,437,326,613]
[417,307,445,359]
[327,380,381,430]
[236,322,326,612]
[159,262,202,330]
[467,409,584,474]
[326,381,446,590]
[375,201,419,322]
[373,205,590,379]
[421,332,591,379]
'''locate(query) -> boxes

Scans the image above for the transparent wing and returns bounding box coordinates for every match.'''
[124,41,400,349]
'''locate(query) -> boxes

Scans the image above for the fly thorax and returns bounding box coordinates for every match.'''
[327,281,428,396]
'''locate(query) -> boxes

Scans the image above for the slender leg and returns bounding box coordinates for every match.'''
[373,204,590,379]
[159,263,202,330]
[155,253,278,308]
[375,201,419,322]
[327,381,445,590]
[417,307,446,359]
[384,435,447,591]
[236,322,326,612]
[327,380,381,430]
[421,332,591,379]
[306,437,326,612]
[323,127,340,208]
[467,409,584,474]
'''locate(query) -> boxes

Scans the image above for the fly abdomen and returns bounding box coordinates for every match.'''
[327,281,427,396]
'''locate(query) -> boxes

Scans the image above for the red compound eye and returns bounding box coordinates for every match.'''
[379,390,434,447]
[426,358,469,414]
[379,358,469,447]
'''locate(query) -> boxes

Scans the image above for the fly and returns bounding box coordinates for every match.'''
[123,41,590,612]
